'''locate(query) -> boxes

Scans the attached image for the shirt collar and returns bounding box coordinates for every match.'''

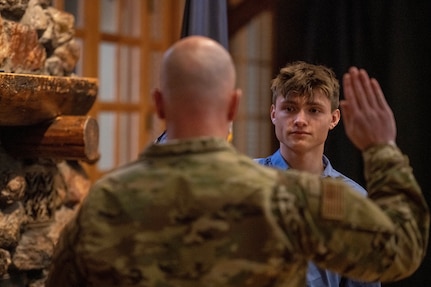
[271,150,336,177]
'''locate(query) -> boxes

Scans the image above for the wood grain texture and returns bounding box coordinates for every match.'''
[0,72,98,126]
[0,116,99,162]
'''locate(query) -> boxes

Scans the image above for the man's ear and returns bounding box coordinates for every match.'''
[330,108,341,130]
[227,89,242,121]
[153,88,165,119]
[270,104,276,125]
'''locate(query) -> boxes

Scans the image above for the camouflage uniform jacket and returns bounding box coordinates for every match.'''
[46,137,429,287]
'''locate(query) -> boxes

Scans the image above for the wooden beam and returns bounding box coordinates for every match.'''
[228,0,276,37]
[0,72,98,126]
[0,116,99,162]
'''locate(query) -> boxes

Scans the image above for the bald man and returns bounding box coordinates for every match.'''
[46,36,428,287]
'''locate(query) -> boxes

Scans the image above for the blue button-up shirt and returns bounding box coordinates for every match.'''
[255,149,381,287]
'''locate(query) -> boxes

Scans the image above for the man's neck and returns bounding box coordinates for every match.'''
[280,146,324,175]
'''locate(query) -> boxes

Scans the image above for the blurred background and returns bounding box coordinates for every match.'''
[52,1,431,285]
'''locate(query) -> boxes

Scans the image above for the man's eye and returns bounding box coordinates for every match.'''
[286,106,295,112]
[310,108,320,113]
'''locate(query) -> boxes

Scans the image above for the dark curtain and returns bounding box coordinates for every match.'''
[274,1,431,286]
[181,0,229,49]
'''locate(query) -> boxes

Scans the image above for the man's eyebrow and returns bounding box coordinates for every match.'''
[281,98,325,106]
[280,97,299,104]
[306,101,326,106]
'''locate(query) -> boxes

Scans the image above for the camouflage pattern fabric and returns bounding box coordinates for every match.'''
[45,138,429,287]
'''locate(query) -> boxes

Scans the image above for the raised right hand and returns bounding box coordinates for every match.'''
[340,67,397,151]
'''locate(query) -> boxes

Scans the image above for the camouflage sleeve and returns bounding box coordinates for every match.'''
[362,143,429,281]
[270,144,429,283]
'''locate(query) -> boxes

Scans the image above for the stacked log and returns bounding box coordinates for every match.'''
[0,72,99,162]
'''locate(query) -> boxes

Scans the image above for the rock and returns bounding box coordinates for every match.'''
[12,226,54,270]
[0,0,30,21]
[0,249,11,276]
[20,0,50,37]
[0,17,46,73]
[0,202,26,249]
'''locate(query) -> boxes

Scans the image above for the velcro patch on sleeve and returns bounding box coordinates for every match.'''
[321,181,345,221]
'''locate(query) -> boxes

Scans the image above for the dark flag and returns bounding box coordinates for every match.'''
[155,0,229,143]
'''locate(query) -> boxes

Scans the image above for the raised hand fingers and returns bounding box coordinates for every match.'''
[342,67,358,110]
[370,78,390,112]
[341,66,397,151]
[358,68,379,109]
[345,67,378,110]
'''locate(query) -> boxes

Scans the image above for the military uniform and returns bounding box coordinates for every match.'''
[46,138,429,287]
[255,151,381,287]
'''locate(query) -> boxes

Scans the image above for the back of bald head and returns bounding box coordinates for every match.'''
[160,36,236,105]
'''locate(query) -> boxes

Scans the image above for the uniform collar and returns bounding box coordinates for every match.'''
[141,137,233,158]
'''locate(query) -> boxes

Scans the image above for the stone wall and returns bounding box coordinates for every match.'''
[0,1,92,286]
[0,0,79,76]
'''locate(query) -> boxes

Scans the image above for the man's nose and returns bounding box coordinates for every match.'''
[293,110,307,126]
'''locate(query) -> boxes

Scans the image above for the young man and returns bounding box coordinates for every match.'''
[46,37,428,287]
[256,61,380,287]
